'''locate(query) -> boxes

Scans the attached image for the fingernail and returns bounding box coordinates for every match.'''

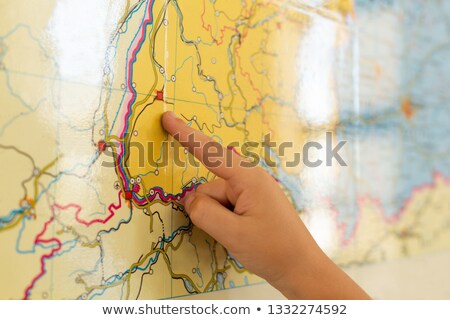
[184,192,196,214]
[164,111,176,119]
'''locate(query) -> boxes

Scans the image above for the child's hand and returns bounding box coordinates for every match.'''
[162,111,370,300]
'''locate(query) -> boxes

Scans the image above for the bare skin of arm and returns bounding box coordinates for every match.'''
[161,111,370,300]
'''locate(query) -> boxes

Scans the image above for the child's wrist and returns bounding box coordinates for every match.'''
[269,234,327,299]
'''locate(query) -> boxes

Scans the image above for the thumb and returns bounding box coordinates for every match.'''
[185,192,240,249]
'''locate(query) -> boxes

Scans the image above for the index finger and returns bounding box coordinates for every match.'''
[161,111,243,179]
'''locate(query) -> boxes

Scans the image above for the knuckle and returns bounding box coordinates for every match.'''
[249,166,269,180]
[253,167,267,176]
